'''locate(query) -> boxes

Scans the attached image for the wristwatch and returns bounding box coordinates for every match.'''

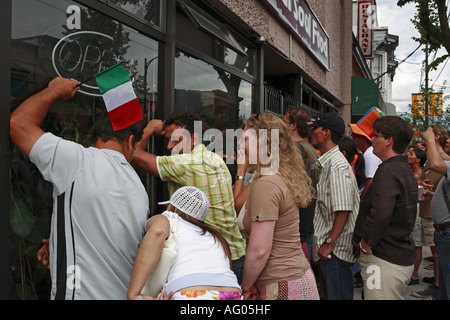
[235,175,245,180]
[326,236,335,245]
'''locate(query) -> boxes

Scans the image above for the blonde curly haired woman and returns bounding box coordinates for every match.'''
[240,112,319,300]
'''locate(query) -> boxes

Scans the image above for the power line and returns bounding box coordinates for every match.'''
[431,56,450,89]
[376,43,422,82]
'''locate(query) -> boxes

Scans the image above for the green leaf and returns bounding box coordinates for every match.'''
[10,197,36,239]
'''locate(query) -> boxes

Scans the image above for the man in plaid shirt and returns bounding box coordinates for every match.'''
[132,111,246,283]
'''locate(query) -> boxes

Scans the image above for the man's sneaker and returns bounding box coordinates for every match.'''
[411,286,432,299]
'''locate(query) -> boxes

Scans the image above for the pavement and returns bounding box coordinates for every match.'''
[353,246,435,300]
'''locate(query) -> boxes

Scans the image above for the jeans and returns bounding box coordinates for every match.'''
[318,253,354,300]
[232,255,245,285]
[434,228,450,300]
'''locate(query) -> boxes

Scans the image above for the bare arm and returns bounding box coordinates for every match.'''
[422,127,447,175]
[10,77,79,156]
[318,210,351,260]
[233,149,252,213]
[241,220,275,298]
[131,119,164,176]
[127,215,170,300]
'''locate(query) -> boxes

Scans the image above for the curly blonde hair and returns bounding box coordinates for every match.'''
[244,112,314,208]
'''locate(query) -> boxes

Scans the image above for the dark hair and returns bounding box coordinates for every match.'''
[412,146,427,168]
[286,105,311,139]
[373,116,413,154]
[338,136,366,187]
[329,130,344,144]
[92,110,144,147]
[163,111,201,136]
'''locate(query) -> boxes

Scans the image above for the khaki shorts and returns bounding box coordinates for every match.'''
[411,216,435,247]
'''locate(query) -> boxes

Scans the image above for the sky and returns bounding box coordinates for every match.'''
[375,0,450,114]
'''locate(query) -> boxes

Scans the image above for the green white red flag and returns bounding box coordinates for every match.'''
[95,63,143,131]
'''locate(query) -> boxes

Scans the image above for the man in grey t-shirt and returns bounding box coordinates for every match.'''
[10,78,149,299]
[422,127,450,300]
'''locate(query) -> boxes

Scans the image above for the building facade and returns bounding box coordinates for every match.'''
[1,0,354,299]
[352,0,399,119]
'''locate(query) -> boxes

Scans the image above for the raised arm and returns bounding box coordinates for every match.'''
[10,77,79,156]
[422,127,447,175]
[131,119,164,176]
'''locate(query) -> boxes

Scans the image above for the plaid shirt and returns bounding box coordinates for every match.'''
[157,144,246,261]
[314,146,360,263]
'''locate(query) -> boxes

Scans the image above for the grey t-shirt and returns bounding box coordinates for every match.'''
[430,161,450,226]
[30,133,149,299]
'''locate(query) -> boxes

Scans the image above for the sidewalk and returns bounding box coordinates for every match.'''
[353,246,434,300]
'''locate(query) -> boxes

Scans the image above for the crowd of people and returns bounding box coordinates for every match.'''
[8,77,450,300]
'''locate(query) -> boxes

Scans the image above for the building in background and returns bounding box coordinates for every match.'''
[352,0,399,120]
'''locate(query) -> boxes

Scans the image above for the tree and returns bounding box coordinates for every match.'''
[397,0,450,70]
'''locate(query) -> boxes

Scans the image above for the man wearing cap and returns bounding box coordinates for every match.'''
[307,113,360,300]
[131,111,246,283]
[348,116,382,197]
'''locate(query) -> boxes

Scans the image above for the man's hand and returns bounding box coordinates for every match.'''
[421,127,435,145]
[146,119,164,136]
[422,178,435,200]
[10,77,80,156]
[47,77,79,101]
[37,239,50,269]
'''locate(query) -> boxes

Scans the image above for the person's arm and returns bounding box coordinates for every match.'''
[318,210,351,260]
[131,119,164,176]
[10,77,79,156]
[127,215,170,300]
[360,168,398,251]
[241,220,275,299]
[422,127,447,175]
[360,178,373,197]
[233,149,251,213]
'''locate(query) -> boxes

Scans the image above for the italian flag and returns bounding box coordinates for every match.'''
[95,63,143,131]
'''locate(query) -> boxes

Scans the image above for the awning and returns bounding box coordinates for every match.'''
[351,76,379,115]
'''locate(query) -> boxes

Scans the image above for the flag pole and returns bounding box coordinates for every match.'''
[76,75,95,87]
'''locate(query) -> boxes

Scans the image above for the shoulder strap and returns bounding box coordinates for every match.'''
[163,211,179,234]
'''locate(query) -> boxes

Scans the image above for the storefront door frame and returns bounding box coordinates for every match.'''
[0,0,11,300]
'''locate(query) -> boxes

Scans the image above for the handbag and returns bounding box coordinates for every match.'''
[140,211,178,297]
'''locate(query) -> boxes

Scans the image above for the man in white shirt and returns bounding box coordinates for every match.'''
[348,122,382,196]
[10,77,149,299]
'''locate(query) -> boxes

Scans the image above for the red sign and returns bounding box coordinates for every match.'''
[358,0,374,58]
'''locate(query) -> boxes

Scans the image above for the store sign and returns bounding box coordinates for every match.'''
[45,5,121,96]
[52,31,119,97]
[358,0,374,58]
[263,0,330,70]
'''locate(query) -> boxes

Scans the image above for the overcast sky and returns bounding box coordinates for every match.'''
[375,0,450,114]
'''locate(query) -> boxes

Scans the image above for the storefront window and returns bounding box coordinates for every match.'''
[10,0,159,299]
[175,50,253,132]
[176,1,256,77]
[106,0,163,28]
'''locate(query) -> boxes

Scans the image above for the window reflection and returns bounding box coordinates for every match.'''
[107,0,161,27]
[10,0,159,299]
[175,50,253,131]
